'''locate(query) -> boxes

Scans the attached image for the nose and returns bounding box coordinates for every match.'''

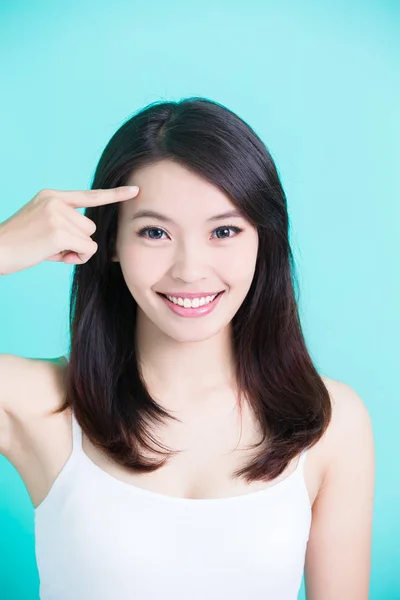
[170,239,209,283]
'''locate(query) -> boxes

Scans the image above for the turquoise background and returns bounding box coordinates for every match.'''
[0,1,399,598]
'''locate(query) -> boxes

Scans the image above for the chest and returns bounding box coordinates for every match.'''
[81,399,311,501]
[26,391,321,508]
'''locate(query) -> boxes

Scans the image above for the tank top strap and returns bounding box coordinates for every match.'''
[71,410,84,454]
[296,449,308,473]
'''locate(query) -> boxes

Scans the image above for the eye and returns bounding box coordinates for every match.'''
[211,226,243,239]
[135,225,244,240]
[136,226,167,240]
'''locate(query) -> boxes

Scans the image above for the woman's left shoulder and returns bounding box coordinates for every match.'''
[321,376,373,430]
[304,380,375,596]
[319,376,374,462]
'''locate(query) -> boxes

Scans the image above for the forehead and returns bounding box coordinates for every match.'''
[122,160,237,219]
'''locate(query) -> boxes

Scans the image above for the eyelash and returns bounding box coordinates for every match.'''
[135,224,244,240]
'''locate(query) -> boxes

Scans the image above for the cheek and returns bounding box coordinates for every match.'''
[118,245,168,290]
[218,241,258,283]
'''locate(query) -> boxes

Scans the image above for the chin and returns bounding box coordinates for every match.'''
[158,323,227,344]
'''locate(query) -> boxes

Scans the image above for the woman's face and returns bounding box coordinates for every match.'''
[113,159,259,343]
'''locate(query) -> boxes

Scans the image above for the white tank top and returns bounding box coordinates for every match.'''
[34,411,312,600]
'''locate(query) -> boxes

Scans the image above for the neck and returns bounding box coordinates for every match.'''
[135,310,237,407]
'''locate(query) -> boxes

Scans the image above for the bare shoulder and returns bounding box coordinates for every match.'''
[0,353,69,457]
[304,377,375,597]
[301,376,374,507]
[321,376,373,438]
[318,375,374,472]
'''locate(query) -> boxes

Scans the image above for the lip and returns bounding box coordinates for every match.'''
[157,291,223,299]
[157,291,224,318]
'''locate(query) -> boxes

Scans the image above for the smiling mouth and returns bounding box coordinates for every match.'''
[156,291,224,305]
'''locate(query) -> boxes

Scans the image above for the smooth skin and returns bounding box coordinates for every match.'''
[0,169,375,599]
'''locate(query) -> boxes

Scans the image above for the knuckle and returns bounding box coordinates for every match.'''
[87,188,101,198]
[43,195,60,210]
[86,218,97,235]
[37,188,55,199]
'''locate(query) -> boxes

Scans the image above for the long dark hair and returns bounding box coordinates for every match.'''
[55,96,331,482]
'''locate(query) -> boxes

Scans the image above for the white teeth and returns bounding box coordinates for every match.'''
[165,293,218,308]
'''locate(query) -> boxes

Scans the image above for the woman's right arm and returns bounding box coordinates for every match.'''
[0,354,39,457]
[0,184,139,455]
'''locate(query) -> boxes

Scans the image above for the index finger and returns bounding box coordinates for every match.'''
[57,186,140,209]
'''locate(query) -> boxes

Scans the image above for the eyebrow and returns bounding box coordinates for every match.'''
[129,209,243,223]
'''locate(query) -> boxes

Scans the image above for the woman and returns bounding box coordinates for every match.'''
[0,97,374,599]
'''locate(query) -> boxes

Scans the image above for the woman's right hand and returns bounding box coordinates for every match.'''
[0,186,139,275]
